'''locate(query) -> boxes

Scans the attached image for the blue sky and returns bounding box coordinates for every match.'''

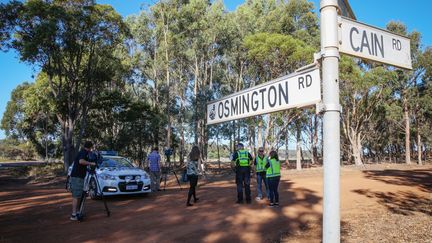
[1,0,431,139]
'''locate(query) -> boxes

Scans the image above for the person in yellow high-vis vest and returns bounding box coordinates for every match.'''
[231,143,253,204]
[254,147,269,201]
[265,150,281,207]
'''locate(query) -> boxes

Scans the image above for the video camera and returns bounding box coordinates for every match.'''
[164,148,173,157]
[87,151,103,172]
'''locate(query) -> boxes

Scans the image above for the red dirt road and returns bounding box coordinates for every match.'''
[0,164,431,243]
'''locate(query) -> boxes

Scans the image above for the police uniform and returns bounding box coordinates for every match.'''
[255,155,269,200]
[265,157,281,205]
[232,147,253,203]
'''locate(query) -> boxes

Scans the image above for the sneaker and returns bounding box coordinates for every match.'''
[255,197,262,201]
[274,202,279,207]
[70,214,78,221]
[186,203,193,207]
[269,203,275,207]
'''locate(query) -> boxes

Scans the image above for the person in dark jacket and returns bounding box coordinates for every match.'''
[231,143,253,204]
[70,141,96,221]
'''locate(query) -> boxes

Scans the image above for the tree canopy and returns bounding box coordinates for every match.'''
[1,0,431,168]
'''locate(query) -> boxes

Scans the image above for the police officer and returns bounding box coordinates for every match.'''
[254,147,269,201]
[232,143,253,204]
[266,150,281,207]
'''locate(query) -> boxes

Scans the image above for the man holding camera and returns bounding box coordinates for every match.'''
[70,141,97,221]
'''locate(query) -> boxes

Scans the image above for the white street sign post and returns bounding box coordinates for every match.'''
[321,0,341,242]
[206,68,321,125]
[321,1,413,242]
[339,17,412,70]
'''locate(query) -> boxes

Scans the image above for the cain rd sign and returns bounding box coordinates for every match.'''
[207,68,321,125]
[339,16,412,70]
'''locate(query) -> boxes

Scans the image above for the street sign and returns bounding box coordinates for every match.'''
[339,16,412,70]
[206,68,321,125]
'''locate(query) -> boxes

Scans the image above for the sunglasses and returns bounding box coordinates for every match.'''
[258,150,264,152]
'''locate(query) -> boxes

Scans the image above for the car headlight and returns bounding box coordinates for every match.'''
[135,175,141,181]
[100,173,116,180]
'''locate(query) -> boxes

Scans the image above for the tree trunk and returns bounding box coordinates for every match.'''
[404,98,411,164]
[62,121,76,172]
[417,132,422,165]
[351,132,363,166]
[296,123,301,170]
[312,114,319,164]
[248,124,255,156]
[179,115,185,166]
[285,127,289,166]
[194,56,199,144]
[216,130,220,170]
[258,117,263,148]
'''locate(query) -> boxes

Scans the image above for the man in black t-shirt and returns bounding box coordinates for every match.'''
[70,141,96,221]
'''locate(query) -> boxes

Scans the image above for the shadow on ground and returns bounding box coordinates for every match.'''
[0,170,323,243]
[362,169,432,193]
[352,169,432,217]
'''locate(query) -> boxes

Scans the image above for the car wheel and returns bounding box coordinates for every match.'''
[89,178,100,200]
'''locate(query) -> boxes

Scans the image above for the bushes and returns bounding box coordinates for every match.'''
[28,163,64,182]
[0,140,36,161]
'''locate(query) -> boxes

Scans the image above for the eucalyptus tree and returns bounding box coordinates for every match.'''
[411,46,432,164]
[418,47,432,160]
[243,32,314,168]
[0,0,128,169]
[385,22,423,164]
[339,56,397,165]
[1,74,60,159]
[230,0,319,166]
[1,83,32,141]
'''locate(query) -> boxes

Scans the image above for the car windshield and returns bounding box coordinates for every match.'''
[100,157,134,168]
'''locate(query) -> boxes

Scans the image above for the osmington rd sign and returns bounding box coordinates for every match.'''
[207,68,321,125]
[339,17,412,70]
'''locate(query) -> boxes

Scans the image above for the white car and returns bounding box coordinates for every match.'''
[67,154,151,199]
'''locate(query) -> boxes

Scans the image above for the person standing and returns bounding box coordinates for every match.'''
[266,150,281,207]
[70,141,96,221]
[186,145,200,206]
[232,143,253,204]
[146,147,161,192]
[254,147,269,201]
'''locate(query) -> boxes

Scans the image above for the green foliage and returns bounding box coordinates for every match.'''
[1,82,32,139]
[244,32,314,78]
[2,0,431,166]
[0,139,37,160]
[0,0,130,167]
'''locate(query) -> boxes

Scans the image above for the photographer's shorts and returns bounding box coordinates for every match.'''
[71,177,84,198]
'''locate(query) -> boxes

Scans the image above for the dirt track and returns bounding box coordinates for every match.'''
[0,164,431,243]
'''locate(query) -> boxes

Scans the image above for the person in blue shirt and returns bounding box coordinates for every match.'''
[146,147,161,192]
[231,143,253,204]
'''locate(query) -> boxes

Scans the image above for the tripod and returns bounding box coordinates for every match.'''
[76,165,110,221]
[161,154,182,191]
